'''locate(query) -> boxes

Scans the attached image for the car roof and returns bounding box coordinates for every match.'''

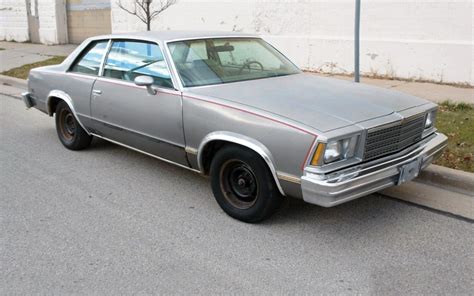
[89,30,259,43]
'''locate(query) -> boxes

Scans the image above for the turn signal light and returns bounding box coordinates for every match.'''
[310,143,325,166]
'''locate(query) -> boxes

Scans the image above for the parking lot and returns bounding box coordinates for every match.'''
[1,92,473,294]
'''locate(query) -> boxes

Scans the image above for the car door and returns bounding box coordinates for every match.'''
[90,39,187,166]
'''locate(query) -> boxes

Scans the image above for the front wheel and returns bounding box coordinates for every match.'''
[55,101,92,150]
[210,145,283,223]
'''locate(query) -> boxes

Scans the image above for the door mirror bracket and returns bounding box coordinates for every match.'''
[134,76,157,95]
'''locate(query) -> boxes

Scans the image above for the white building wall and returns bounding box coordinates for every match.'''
[0,0,30,42]
[0,0,68,45]
[38,0,68,45]
[111,0,474,85]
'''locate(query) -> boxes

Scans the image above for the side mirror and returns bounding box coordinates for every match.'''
[134,75,156,95]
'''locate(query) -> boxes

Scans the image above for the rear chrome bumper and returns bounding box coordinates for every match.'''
[21,92,36,109]
[301,132,448,207]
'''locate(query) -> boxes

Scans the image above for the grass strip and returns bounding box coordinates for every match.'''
[434,100,473,172]
[1,56,66,80]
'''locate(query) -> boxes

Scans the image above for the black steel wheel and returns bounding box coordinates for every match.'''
[210,145,283,223]
[58,108,76,141]
[55,101,92,150]
[220,159,259,209]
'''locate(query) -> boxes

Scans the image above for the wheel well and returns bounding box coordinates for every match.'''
[200,139,285,196]
[200,140,272,176]
[47,96,62,116]
[200,140,228,175]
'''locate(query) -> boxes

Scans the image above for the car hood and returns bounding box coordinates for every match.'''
[188,73,429,132]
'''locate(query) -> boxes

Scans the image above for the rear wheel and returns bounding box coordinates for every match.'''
[210,145,283,223]
[55,101,92,150]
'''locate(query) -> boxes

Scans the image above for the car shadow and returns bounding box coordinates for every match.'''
[88,137,419,231]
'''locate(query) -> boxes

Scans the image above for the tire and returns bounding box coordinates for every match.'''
[210,145,283,223]
[55,101,92,150]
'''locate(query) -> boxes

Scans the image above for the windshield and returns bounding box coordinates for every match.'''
[168,38,301,87]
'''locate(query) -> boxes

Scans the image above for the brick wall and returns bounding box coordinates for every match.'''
[66,0,111,44]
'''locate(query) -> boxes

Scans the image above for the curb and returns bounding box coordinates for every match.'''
[0,75,473,219]
[0,74,27,89]
[416,164,474,196]
[381,165,474,220]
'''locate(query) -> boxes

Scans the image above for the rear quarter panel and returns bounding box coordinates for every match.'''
[27,39,95,122]
[28,68,97,130]
[28,66,63,113]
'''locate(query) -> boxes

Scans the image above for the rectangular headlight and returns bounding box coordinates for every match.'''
[324,140,342,163]
[425,110,436,129]
[318,135,359,165]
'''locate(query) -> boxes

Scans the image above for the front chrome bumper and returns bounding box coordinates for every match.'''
[301,132,448,207]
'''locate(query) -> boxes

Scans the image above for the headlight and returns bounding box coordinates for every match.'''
[324,140,343,163]
[425,110,436,128]
[311,135,359,166]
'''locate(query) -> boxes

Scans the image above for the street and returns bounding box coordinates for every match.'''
[1,91,472,294]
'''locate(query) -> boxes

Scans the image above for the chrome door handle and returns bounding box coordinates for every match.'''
[92,89,102,95]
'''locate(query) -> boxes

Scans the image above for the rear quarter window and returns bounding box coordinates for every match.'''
[70,40,109,76]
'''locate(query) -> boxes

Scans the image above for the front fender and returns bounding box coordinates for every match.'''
[197,131,285,196]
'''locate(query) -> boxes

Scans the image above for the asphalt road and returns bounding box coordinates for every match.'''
[1,92,473,295]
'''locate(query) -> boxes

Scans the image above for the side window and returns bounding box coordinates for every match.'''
[103,40,173,88]
[70,40,109,75]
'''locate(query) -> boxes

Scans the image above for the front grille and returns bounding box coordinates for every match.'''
[364,114,425,161]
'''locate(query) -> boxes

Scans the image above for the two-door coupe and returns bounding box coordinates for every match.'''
[22,31,447,222]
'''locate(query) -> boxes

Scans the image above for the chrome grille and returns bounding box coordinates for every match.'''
[364,115,425,161]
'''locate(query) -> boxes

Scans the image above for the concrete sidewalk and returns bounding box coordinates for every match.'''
[0,41,472,103]
[0,41,77,72]
[315,73,473,104]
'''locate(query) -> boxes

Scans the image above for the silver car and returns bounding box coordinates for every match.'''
[22,31,447,222]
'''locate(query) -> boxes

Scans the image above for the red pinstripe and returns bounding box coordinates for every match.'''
[182,95,318,137]
[66,73,320,171]
[182,94,319,171]
[301,139,317,171]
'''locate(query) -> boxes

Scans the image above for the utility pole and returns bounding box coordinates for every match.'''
[354,0,361,82]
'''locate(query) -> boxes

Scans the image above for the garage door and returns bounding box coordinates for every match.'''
[66,0,111,44]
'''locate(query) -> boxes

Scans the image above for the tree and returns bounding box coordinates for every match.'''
[117,0,177,31]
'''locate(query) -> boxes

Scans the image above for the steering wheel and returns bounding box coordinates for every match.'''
[238,61,264,74]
